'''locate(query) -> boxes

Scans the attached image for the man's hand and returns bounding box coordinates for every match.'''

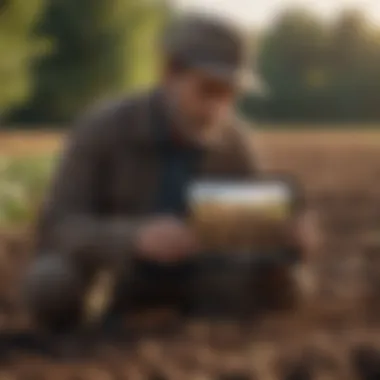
[290,210,321,261]
[135,216,200,263]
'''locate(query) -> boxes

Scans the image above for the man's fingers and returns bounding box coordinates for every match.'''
[135,216,200,263]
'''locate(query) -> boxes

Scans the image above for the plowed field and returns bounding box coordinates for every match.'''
[1,130,380,379]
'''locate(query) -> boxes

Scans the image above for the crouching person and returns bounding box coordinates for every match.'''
[23,14,318,335]
[24,217,200,334]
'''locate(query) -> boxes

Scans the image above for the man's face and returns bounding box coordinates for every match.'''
[166,66,239,134]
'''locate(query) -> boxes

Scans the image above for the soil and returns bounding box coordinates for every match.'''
[2,131,380,379]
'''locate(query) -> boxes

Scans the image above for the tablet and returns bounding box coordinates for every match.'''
[187,176,301,253]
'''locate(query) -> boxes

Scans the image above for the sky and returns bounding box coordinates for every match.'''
[172,0,380,29]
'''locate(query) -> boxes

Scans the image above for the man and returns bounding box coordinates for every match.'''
[24,14,317,334]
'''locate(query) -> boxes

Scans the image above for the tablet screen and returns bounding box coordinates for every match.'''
[187,178,300,253]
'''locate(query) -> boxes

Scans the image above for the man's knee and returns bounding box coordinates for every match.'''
[23,254,85,331]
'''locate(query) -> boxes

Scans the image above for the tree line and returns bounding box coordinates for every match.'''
[1,0,168,126]
[244,9,380,124]
[1,1,380,126]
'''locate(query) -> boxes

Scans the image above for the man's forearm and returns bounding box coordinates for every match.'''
[41,214,145,270]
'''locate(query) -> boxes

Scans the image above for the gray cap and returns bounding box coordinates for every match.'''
[162,13,254,90]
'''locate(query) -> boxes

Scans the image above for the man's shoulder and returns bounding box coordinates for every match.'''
[84,90,152,125]
[73,90,153,144]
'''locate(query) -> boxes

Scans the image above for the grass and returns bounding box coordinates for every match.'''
[0,131,62,157]
[0,155,56,227]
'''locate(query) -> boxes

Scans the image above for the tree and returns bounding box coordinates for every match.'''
[255,9,328,122]
[327,10,380,121]
[121,0,169,91]
[0,0,49,118]
[10,0,169,125]
[259,9,327,98]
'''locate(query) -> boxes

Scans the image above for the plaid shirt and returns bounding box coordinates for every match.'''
[35,88,259,271]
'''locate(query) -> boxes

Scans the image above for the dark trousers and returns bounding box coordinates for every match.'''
[23,251,300,334]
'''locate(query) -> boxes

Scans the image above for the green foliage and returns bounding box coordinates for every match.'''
[10,0,169,124]
[0,0,49,116]
[121,0,169,91]
[4,2,380,125]
[327,11,380,120]
[246,8,380,123]
[0,155,55,227]
[260,9,327,97]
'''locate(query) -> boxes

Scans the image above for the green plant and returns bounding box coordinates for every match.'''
[0,155,56,227]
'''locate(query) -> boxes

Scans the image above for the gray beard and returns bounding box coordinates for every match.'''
[164,90,228,146]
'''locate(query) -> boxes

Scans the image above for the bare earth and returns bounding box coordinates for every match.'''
[1,129,380,379]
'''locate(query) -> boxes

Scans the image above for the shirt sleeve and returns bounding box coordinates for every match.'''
[34,105,144,271]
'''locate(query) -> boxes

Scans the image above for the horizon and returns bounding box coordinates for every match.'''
[172,0,380,29]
